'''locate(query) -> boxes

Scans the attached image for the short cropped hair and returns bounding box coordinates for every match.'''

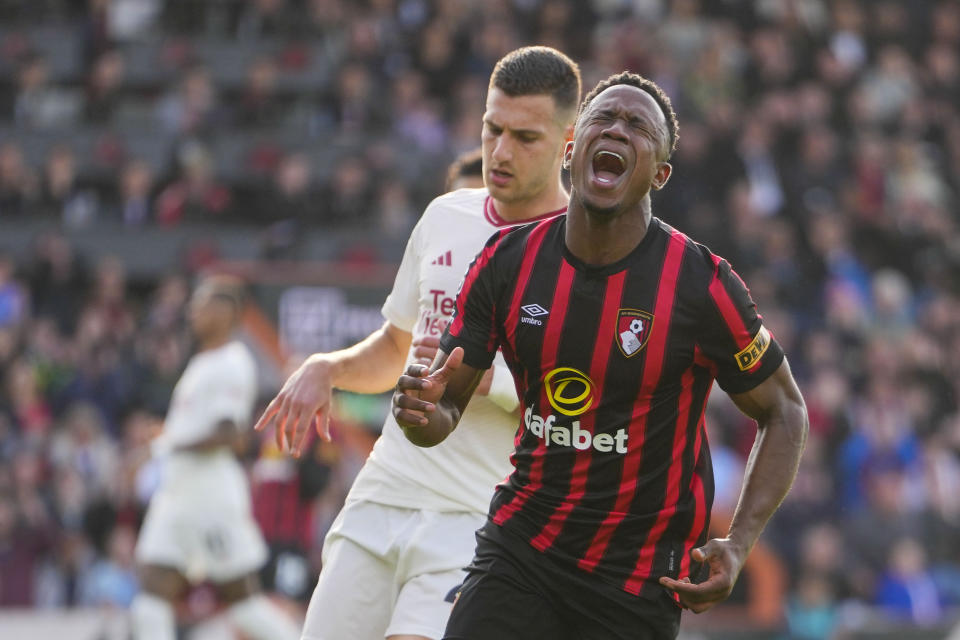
[199,274,247,315]
[490,46,582,118]
[579,72,679,158]
[445,147,484,191]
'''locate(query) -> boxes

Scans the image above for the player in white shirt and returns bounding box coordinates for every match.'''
[255,46,581,640]
[131,276,300,640]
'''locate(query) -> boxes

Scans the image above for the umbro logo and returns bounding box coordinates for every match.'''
[521,303,548,326]
[431,251,453,266]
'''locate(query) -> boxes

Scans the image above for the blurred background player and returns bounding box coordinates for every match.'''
[444,147,484,191]
[131,275,300,640]
[255,46,581,640]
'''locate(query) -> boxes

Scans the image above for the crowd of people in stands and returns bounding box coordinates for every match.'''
[1,0,959,637]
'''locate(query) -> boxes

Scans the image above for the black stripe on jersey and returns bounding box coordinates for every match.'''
[553,229,672,563]
[598,232,691,586]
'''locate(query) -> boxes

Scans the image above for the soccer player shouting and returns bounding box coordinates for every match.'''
[394,73,809,640]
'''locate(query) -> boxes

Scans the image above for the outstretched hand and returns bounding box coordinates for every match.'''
[392,347,464,429]
[254,357,333,458]
[659,538,747,613]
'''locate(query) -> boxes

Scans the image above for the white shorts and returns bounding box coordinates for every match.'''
[300,500,484,640]
[135,490,268,584]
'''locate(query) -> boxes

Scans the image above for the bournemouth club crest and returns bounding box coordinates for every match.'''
[616,309,654,357]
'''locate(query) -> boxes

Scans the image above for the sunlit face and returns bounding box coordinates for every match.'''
[481,88,569,205]
[568,85,671,217]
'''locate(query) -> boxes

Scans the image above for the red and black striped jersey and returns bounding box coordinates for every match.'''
[440,214,784,599]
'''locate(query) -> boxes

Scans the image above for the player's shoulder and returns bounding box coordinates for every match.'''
[420,187,489,223]
[656,218,730,277]
[481,211,564,264]
[206,340,256,374]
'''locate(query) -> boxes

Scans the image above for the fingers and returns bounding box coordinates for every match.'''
[392,388,436,426]
[254,398,279,432]
[429,346,464,384]
[274,398,291,452]
[314,410,331,443]
[659,576,726,613]
[290,407,314,458]
[411,336,441,365]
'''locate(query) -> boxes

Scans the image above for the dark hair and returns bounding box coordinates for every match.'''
[490,46,582,118]
[200,274,247,315]
[579,71,679,158]
[445,147,484,190]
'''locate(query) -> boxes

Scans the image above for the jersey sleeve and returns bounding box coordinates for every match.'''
[439,230,509,370]
[381,214,424,332]
[697,257,784,394]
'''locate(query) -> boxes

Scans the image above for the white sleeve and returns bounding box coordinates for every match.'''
[381,213,425,332]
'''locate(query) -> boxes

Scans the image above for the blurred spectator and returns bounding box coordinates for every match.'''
[26,233,88,335]
[0,253,28,329]
[114,159,155,227]
[0,143,37,218]
[156,65,219,137]
[155,143,232,225]
[233,57,284,128]
[83,49,126,124]
[48,403,119,497]
[11,53,77,129]
[0,491,55,606]
[37,145,99,227]
[318,154,374,227]
[257,152,315,258]
[4,358,54,440]
[236,0,295,40]
[874,537,944,625]
[78,523,138,608]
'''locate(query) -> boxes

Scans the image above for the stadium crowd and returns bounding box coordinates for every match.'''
[1,0,959,637]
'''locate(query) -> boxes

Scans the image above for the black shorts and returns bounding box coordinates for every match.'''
[444,520,681,640]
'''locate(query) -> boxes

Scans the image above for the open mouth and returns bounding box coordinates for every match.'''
[592,150,626,183]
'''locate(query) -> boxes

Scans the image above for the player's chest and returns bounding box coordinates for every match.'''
[414,224,494,338]
[506,267,701,380]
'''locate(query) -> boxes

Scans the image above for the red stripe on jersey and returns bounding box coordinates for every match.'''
[484,196,567,227]
[625,367,696,593]
[530,270,627,552]
[448,228,511,338]
[678,410,710,582]
[692,345,717,377]
[578,229,687,573]
[502,220,554,366]
[707,260,762,373]
[494,258,576,526]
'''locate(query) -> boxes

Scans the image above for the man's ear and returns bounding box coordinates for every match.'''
[563,140,574,170]
[652,162,672,190]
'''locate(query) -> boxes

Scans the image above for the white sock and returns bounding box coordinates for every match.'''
[130,593,176,640]
[227,594,301,640]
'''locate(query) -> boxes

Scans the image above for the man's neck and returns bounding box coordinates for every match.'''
[197,333,232,353]
[565,195,653,266]
[491,183,569,223]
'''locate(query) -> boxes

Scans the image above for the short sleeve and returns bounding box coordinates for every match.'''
[381,216,424,332]
[697,258,784,393]
[439,230,508,370]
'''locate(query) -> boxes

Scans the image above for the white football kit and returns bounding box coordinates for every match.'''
[301,189,565,640]
[136,340,268,583]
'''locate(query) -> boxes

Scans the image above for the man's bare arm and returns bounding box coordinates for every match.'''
[660,359,808,612]
[255,321,412,455]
